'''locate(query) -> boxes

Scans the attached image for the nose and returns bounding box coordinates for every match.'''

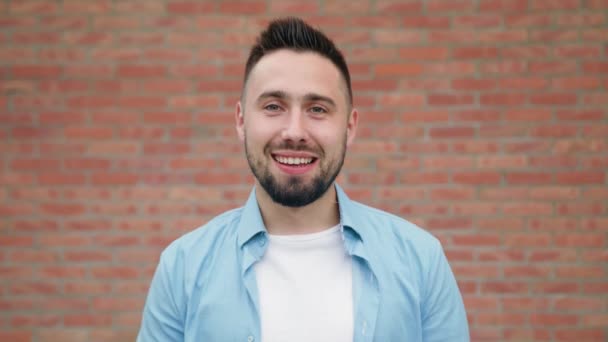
[281,110,308,142]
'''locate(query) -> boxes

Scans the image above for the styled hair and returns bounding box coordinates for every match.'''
[243,17,352,105]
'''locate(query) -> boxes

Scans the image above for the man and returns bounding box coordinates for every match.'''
[137,17,469,342]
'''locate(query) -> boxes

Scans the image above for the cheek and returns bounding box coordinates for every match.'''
[245,122,275,148]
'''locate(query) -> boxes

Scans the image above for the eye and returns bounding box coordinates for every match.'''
[310,106,327,114]
[264,103,282,111]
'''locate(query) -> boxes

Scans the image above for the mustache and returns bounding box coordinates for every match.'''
[265,140,323,155]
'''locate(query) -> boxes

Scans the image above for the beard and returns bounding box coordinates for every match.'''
[244,137,346,207]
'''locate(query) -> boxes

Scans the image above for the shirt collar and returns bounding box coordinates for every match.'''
[236,187,267,248]
[236,183,368,248]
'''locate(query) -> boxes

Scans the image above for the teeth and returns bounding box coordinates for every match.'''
[275,156,313,165]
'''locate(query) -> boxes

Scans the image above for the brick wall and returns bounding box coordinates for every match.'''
[1,1,607,341]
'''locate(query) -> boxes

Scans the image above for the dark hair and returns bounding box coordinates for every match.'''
[243,17,352,105]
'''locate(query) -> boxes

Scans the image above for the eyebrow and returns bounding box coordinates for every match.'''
[256,90,337,108]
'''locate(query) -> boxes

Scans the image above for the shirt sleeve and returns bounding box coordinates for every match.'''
[421,241,470,342]
[137,250,185,342]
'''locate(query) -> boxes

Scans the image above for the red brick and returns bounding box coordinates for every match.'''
[500,45,551,58]
[506,13,552,27]
[10,282,58,295]
[504,266,552,278]
[86,142,138,155]
[117,64,166,78]
[453,171,501,184]
[430,188,475,200]
[95,235,138,247]
[429,30,475,43]
[377,94,425,107]
[530,93,578,105]
[557,109,604,121]
[0,331,31,342]
[399,47,449,60]
[451,79,496,91]
[531,314,579,326]
[424,61,475,75]
[504,233,552,247]
[555,234,605,247]
[478,30,527,43]
[40,266,86,278]
[91,267,139,279]
[557,12,605,26]
[375,0,423,13]
[166,1,214,13]
[453,234,501,246]
[64,251,112,262]
[12,65,63,79]
[529,61,578,74]
[479,60,526,74]
[426,217,472,230]
[479,0,527,11]
[38,173,86,186]
[426,0,474,12]
[482,282,528,293]
[428,94,475,106]
[0,236,34,247]
[64,282,112,295]
[587,0,608,8]
[478,249,525,261]
[555,329,606,341]
[530,250,577,262]
[64,126,113,140]
[531,0,581,10]
[555,44,602,58]
[453,141,499,153]
[557,202,604,215]
[10,250,59,263]
[584,92,608,105]
[36,329,89,342]
[528,186,579,200]
[477,313,526,325]
[403,16,450,28]
[63,0,111,13]
[64,314,112,327]
[452,265,498,278]
[400,172,449,184]
[481,93,526,106]
[454,14,502,28]
[584,283,608,294]
[374,63,423,76]
[583,61,608,73]
[10,158,61,171]
[555,171,605,184]
[530,29,579,42]
[323,0,369,14]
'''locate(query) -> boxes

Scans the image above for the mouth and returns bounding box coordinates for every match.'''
[272,155,316,166]
[271,153,319,175]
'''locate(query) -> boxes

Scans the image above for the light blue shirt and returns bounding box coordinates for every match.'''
[137,184,469,342]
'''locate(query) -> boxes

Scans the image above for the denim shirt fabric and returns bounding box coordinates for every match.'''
[137,184,469,342]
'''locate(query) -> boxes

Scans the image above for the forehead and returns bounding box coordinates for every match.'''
[245,50,346,104]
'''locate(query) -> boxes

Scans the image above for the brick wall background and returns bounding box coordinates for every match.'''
[1,0,607,341]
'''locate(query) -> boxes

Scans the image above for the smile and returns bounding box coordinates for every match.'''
[273,155,315,165]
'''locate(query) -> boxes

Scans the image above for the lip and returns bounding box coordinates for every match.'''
[271,153,318,176]
[271,150,318,158]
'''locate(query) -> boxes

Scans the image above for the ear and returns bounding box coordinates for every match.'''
[235,101,245,142]
[346,107,358,147]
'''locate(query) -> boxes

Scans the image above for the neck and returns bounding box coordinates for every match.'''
[255,182,340,235]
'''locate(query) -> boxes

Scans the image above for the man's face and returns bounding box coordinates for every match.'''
[236,50,357,207]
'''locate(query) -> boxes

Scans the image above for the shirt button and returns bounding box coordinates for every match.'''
[248,336,254,342]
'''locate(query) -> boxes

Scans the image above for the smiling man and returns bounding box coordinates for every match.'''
[137,18,469,342]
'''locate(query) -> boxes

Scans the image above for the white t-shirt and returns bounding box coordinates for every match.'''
[254,225,354,342]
